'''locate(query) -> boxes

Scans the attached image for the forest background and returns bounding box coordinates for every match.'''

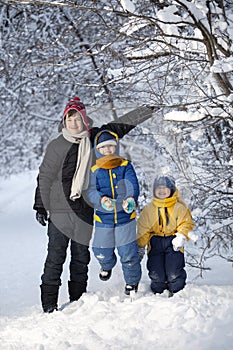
[0,0,232,273]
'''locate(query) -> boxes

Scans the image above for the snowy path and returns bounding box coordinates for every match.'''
[0,171,233,350]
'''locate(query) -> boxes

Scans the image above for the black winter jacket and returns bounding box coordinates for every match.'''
[33,122,137,225]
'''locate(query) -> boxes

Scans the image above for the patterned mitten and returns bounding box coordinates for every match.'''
[122,197,136,214]
[101,196,115,211]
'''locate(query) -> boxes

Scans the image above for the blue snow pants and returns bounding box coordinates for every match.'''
[92,220,141,285]
[147,235,187,294]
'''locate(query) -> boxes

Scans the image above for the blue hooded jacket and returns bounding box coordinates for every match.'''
[86,130,139,227]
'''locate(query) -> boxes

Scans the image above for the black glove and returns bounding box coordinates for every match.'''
[36,209,48,226]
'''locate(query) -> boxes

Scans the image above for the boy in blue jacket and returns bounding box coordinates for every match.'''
[86,130,141,295]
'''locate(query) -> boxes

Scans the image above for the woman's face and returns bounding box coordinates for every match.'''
[65,112,84,134]
[155,186,171,199]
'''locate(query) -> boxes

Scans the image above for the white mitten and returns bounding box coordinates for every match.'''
[172,233,186,251]
[188,231,198,243]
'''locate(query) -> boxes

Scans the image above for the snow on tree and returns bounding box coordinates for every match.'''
[0,0,232,269]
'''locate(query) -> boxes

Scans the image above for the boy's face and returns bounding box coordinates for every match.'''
[65,112,84,134]
[98,145,116,155]
[155,186,171,199]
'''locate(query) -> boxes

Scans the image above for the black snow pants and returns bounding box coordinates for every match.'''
[147,235,187,294]
[41,218,91,287]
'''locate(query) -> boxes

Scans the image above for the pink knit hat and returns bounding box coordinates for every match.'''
[63,96,90,133]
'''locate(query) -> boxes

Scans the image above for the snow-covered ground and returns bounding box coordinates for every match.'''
[0,171,233,350]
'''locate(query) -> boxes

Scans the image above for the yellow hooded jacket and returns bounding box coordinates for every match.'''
[137,190,194,252]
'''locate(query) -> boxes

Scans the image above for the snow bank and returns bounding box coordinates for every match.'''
[0,172,233,350]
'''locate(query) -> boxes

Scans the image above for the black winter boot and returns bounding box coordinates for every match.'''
[40,284,59,313]
[125,283,139,295]
[168,290,174,298]
[68,281,87,302]
[99,269,112,281]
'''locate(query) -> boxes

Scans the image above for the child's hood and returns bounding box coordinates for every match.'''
[94,130,120,159]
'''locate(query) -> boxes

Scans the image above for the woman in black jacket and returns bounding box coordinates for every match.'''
[33,96,153,313]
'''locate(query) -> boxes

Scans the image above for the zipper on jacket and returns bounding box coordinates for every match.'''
[109,169,117,224]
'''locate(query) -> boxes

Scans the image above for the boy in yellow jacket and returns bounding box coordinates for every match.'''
[137,176,194,297]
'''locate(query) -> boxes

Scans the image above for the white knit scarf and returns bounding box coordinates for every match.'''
[62,128,92,201]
